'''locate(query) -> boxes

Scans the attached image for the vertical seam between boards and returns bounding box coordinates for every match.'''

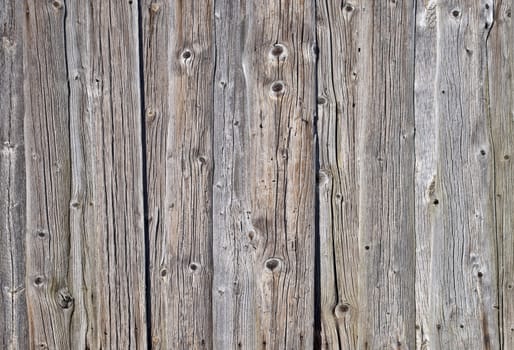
[136,0,152,348]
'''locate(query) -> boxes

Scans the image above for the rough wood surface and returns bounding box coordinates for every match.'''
[317,1,416,348]
[488,1,514,348]
[415,1,500,349]
[23,0,146,348]
[212,0,316,348]
[2,1,514,348]
[316,0,362,347]
[144,1,215,348]
[0,0,27,348]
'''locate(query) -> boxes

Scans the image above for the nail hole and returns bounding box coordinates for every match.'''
[451,9,460,17]
[485,3,489,10]
[37,230,47,238]
[345,4,354,12]
[478,271,484,278]
[160,268,167,277]
[189,262,199,271]
[433,199,439,205]
[460,324,464,329]
[364,245,370,250]
[480,149,486,156]
[507,9,512,18]
[441,90,446,94]
[436,324,442,330]
[265,258,281,271]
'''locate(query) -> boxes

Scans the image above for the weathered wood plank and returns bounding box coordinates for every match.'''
[415,1,500,348]
[0,0,28,348]
[212,0,316,348]
[315,0,362,347]
[24,0,147,348]
[355,1,416,348]
[144,1,215,348]
[488,1,514,348]
[317,1,416,348]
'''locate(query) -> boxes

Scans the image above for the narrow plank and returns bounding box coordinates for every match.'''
[212,0,316,348]
[414,1,438,348]
[415,1,500,348]
[317,0,416,347]
[0,0,28,348]
[315,0,362,348]
[488,1,514,348]
[145,1,215,348]
[140,0,172,348]
[24,0,147,348]
[23,0,73,347]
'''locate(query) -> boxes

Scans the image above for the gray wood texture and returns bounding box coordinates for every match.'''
[415,1,499,349]
[212,0,316,349]
[1,0,513,348]
[0,0,27,349]
[23,0,146,348]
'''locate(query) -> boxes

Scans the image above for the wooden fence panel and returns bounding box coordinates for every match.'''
[0,0,27,348]
[212,0,316,348]
[24,0,146,348]
[2,1,514,348]
[415,1,500,349]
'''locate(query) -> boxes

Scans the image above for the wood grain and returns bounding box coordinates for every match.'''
[144,1,215,348]
[488,1,514,348]
[317,0,416,348]
[315,0,362,347]
[415,1,500,349]
[212,0,316,348]
[24,0,147,348]
[0,0,27,348]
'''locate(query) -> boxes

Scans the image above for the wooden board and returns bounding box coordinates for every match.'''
[488,1,514,348]
[414,1,500,349]
[317,1,416,348]
[212,0,316,348]
[0,0,28,348]
[143,0,215,348]
[23,0,146,348]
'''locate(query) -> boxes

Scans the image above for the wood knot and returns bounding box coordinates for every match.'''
[34,276,45,287]
[504,154,510,160]
[334,303,351,318]
[52,0,63,9]
[344,4,354,12]
[317,96,327,105]
[269,43,287,61]
[451,8,461,18]
[57,288,74,309]
[265,258,281,272]
[181,49,192,61]
[159,267,167,277]
[146,108,155,121]
[189,262,200,272]
[270,81,286,98]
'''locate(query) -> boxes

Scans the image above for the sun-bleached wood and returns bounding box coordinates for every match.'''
[143,0,215,348]
[415,1,500,349]
[23,0,147,348]
[0,1,27,348]
[212,0,316,348]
